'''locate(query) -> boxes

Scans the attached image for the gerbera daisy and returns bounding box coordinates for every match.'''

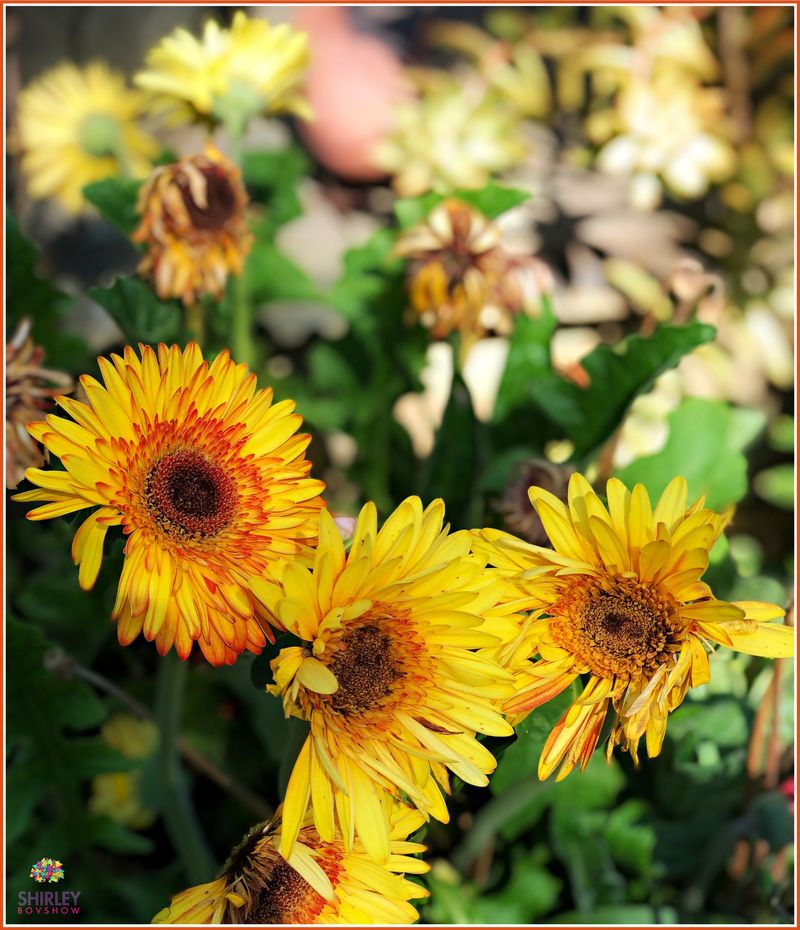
[15,61,157,214]
[152,802,428,924]
[13,343,324,665]
[133,145,252,306]
[394,199,546,356]
[261,498,521,864]
[474,474,792,780]
[5,318,73,489]
[135,11,312,132]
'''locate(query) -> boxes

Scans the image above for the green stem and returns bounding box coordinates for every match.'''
[451,776,549,875]
[155,652,216,884]
[185,301,205,348]
[231,270,254,368]
[224,120,254,369]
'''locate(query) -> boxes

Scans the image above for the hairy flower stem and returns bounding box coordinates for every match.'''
[155,652,216,884]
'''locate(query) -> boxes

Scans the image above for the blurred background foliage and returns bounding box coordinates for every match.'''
[5,4,794,925]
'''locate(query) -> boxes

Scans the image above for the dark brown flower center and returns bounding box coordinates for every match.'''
[328,623,402,716]
[245,860,324,924]
[180,167,238,231]
[146,450,236,538]
[551,579,684,680]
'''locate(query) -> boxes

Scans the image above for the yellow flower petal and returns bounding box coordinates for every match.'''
[296,657,339,695]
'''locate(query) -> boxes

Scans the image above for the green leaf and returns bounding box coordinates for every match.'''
[394,192,445,228]
[6,618,139,862]
[394,183,531,228]
[419,371,482,529]
[751,791,793,850]
[604,799,659,877]
[616,398,765,511]
[6,212,85,369]
[549,322,716,460]
[457,183,531,218]
[494,320,715,461]
[493,299,557,424]
[549,753,625,812]
[473,847,562,922]
[88,815,155,855]
[88,276,182,344]
[492,681,581,793]
[553,905,678,924]
[666,697,750,750]
[767,415,794,452]
[329,229,403,326]
[753,463,793,510]
[5,766,42,845]
[243,145,311,237]
[82,177,143,237]
[550,804,625,913]
[244,240,322,304]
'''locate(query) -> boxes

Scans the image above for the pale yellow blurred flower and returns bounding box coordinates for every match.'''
[593,75,736,209]
[15,61,157,214]
[426,20,550,118]
[135,11,312,133]
[88,714,158,831]
[374,77,526,196]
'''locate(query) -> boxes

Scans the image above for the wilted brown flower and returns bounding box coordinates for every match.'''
[497,458,575,546]
[5,319,73,489]
[394,199,548,354]
[133,144,252,305]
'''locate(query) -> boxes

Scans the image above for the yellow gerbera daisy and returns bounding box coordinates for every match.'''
[13,343,324,665]
[135,11,312,131]
[261,498,521,865]
[474,475,793,780]
[133,145,252,306]
[15,61,157,214]
[152,802,428,924]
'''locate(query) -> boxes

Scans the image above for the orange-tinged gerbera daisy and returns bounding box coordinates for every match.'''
[133,145,252,306]
[152,802,428,924]
[14,343,324,665]
[474,474,793,781]
[260,498,522,865]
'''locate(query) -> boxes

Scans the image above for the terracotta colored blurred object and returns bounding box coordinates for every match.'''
[295,7,413,182]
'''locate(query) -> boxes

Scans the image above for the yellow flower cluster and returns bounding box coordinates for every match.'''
[374,73,527,197]
[16,342,791,923]
[135,11,312,131]
[582,8,737,208]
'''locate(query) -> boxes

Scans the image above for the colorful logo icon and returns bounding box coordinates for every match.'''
[29,859,65,883]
